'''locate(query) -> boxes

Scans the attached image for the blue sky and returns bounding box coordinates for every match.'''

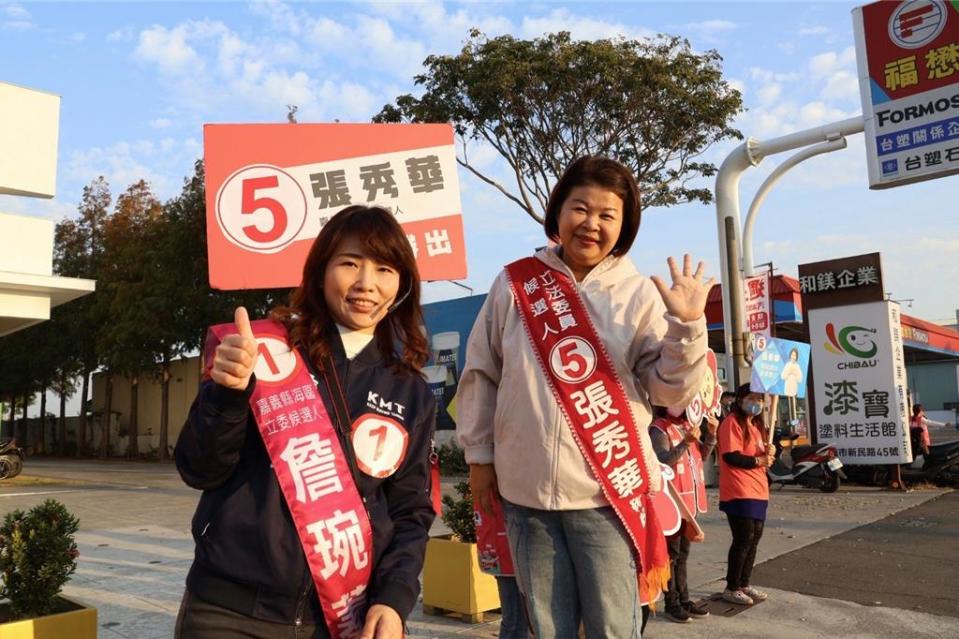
[1,0,957,326]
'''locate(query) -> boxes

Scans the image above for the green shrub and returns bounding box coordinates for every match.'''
[436,440,468,476]
[441,480,477,543]
[0,499,80,619]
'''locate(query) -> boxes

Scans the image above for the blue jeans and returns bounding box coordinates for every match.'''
[495,576,531,639]
[503,501,642,639]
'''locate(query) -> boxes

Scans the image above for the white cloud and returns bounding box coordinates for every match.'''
[0,3,29,19]
[1,2,31,28]
[684,19,737,34]
[756,83,782,105]
[134,23,208,75]
[521,9,655,41]
[107,26,134,42]
[799,26,829,37]
[749,67,801,84]
[809,46,857,80]
[150,117,172,129]
[62,138,202,201]
[820,70,860,103]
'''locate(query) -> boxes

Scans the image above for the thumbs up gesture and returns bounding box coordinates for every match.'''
[211,307,259,391]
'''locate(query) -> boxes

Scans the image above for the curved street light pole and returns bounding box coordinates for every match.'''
[715,116,865,388]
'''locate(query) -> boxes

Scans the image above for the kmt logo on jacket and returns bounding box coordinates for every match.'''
[824,323,878,359]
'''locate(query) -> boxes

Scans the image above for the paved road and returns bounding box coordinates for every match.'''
[752,491,959,619]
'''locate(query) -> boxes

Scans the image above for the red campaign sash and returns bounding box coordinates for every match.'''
[203,320,373,639]
[504,257,670,604]
[474,492,515,576]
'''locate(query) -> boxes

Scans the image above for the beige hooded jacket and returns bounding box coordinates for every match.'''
[455,248,707,510]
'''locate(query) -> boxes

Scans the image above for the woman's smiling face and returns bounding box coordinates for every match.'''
[556,185,623,280]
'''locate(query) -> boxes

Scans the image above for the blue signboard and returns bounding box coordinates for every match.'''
[750,336,811,399]
[422,294,488,430]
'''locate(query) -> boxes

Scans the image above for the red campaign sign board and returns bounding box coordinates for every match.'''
[204,123,467,289]
[744,274,772,337]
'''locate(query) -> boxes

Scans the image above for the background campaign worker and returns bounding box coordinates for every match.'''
[717,384,774,607]
[649,406,716,623]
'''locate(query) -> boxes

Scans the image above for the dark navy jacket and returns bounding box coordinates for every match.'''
[175,329,436,629]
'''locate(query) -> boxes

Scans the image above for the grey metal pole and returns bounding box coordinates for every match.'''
[724,216,748,388]
[714,116,865,387]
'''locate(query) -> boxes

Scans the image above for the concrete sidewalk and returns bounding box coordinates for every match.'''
[51,484,950,637]
[4,461,952,637]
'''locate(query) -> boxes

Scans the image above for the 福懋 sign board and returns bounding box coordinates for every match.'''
[204,123,466,289]
[853,0,959,188]
[808,300,912,464]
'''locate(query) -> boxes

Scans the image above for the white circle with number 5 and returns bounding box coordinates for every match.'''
[351,414,409,478]
[253,337,299,384]
[548,336,596,384]
[216,164,308,254]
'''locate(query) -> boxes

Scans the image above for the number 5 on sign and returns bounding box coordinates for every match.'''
[216,164,308,254]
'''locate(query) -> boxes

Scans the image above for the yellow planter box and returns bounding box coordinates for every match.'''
[422,535,500,623]
[0,598,97,639]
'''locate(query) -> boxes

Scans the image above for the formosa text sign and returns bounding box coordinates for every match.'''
[204,123,466,289]
[853,0,959,188]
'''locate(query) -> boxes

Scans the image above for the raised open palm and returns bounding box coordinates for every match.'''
[650,254,716,322]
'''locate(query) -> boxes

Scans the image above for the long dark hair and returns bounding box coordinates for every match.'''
[731,383,767,445]
[271,205,429,372]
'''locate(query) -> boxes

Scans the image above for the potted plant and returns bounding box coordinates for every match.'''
[0,499,96,638]
[421,481,500,623]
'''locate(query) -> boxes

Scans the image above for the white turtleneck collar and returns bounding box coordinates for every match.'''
[336,324,375,360]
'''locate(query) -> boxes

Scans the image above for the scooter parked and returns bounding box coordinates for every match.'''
[767,434,846,493]
[0,438,25,479]
[896,439,959,487]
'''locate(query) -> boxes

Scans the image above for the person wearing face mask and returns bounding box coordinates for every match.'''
[717,383,774,606]
[649,406,716,623]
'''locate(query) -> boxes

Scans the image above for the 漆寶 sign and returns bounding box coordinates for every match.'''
[808,301,912,464]
[853,0,959,188]
[204,123,466,289]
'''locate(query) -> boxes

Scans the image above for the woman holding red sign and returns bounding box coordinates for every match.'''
[456,156,713,638]
[175,206,437,639]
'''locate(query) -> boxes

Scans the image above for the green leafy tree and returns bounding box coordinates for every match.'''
[96,180,164,458]
[158,160,290,457]
[54,177,112,456]
[375,30,743,224]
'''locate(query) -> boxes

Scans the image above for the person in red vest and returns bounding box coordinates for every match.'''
[649,406,716,623]
[910,403,952,457]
